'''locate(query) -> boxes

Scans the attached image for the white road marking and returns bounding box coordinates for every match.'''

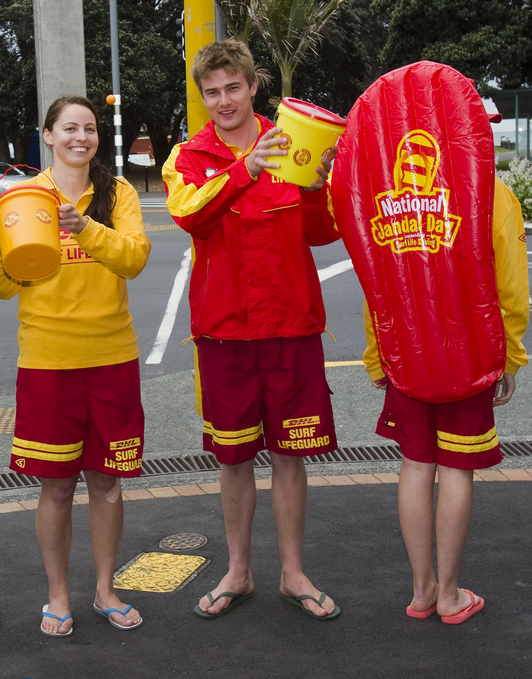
[145,248,192,364]
[145,253,354,365]
[318,259,353,282]
[140,199,166,208]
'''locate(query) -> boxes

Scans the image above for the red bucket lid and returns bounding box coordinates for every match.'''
[281,98,346,127]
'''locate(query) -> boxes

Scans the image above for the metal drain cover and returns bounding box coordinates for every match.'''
[159,533,208,551]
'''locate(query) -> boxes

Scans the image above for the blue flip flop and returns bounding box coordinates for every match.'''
[93,603,143,630]
[40,604,73,637]
[193,591,254,619]
[280,592,341,620]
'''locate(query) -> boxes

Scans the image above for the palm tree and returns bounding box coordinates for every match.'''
[249,0,345,97]
[215,0,253,44]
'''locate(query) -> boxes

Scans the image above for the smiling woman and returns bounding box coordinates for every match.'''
[0,95,151,638]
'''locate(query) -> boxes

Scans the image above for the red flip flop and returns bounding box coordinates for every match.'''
[441,589,484,625]
[406,603,437,619]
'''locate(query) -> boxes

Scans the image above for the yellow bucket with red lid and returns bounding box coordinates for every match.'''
[266,98,346,188]
[0,183,61,281]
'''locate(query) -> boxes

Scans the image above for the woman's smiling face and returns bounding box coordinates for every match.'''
[43,104,99,168]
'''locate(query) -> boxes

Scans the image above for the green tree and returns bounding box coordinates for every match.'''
[372,0,532,96]
[0,1,186,167]
[215,0,253,43]
[0,0,37,163]
[290,0,384,115]
[218,0,379,117]
[84,0,186,166]
[248,0,346,97]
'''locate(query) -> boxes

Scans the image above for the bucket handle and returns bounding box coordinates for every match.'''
[0,164,62,204]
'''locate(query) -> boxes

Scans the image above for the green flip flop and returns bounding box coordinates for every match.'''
[193,591,254,619]
[280,592,341,620]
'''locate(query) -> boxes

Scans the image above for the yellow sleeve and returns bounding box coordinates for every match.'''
[362,297,386,380]
[162,144,255,238]
[73,178,151,280]
[493,178,529,375]
[0,258,21,299]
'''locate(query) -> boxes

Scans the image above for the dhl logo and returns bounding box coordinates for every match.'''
[370,130,461,254]
[110,437,141,450]
[282,416,320,428]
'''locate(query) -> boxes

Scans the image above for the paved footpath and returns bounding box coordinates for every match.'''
[1,365,532,678]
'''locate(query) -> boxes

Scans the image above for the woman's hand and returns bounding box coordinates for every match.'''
[58,203,88,234]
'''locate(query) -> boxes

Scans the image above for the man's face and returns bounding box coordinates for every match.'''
[200,68,257,133]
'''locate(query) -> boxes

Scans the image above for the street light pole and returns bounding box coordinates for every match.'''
[109,0,123,176]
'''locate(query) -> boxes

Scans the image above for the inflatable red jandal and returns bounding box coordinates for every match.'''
[332,61,506,403]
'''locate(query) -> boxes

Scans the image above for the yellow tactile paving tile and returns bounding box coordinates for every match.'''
[143,223,179,232]
[0,407,16,435]
[113,552,207,593]
[2,470,532,513]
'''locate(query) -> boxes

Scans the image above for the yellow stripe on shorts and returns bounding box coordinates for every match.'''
[12,437,83,462]
[437,426,499,454]
[203,421,263,446]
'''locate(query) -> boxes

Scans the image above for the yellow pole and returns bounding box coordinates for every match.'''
[184,1,216,137]
[184,1,217,415]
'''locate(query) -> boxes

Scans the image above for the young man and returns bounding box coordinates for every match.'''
[364,176,528,623]
[162,39,341,620]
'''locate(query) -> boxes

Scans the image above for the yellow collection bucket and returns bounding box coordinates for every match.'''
[266,98,346,188]
[0,184,61,281]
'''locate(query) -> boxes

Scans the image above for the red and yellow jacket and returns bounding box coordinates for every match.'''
[162,114,340,340]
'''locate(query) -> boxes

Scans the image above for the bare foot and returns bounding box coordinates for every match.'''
[409,582,439,614]
[437,588,482,618]
[198,571,254,616]
[94,591,142,627]
[41,598,73,636]
[280,572,336,617]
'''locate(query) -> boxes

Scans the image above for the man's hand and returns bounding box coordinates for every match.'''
[245,126,287,178]
[58,203,88,235]
[493,373,516,407]
[371,376,388,390]
[303,146,338,192]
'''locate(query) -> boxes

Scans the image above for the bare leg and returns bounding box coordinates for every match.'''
[197,459,256,614]
[272,452,335,617]
[36,476,77,635]
[397,456,439,612]
[435,465,482,615]
[85,470,141,627]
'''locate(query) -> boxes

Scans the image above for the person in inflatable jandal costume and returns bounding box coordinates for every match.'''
[332,61,529,624]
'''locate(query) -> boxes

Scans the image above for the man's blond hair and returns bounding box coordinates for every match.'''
[192,38,271,94]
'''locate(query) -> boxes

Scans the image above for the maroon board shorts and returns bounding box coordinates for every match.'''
[10,360,144,479]
[196,335,337,465]
[376,381,502,470]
